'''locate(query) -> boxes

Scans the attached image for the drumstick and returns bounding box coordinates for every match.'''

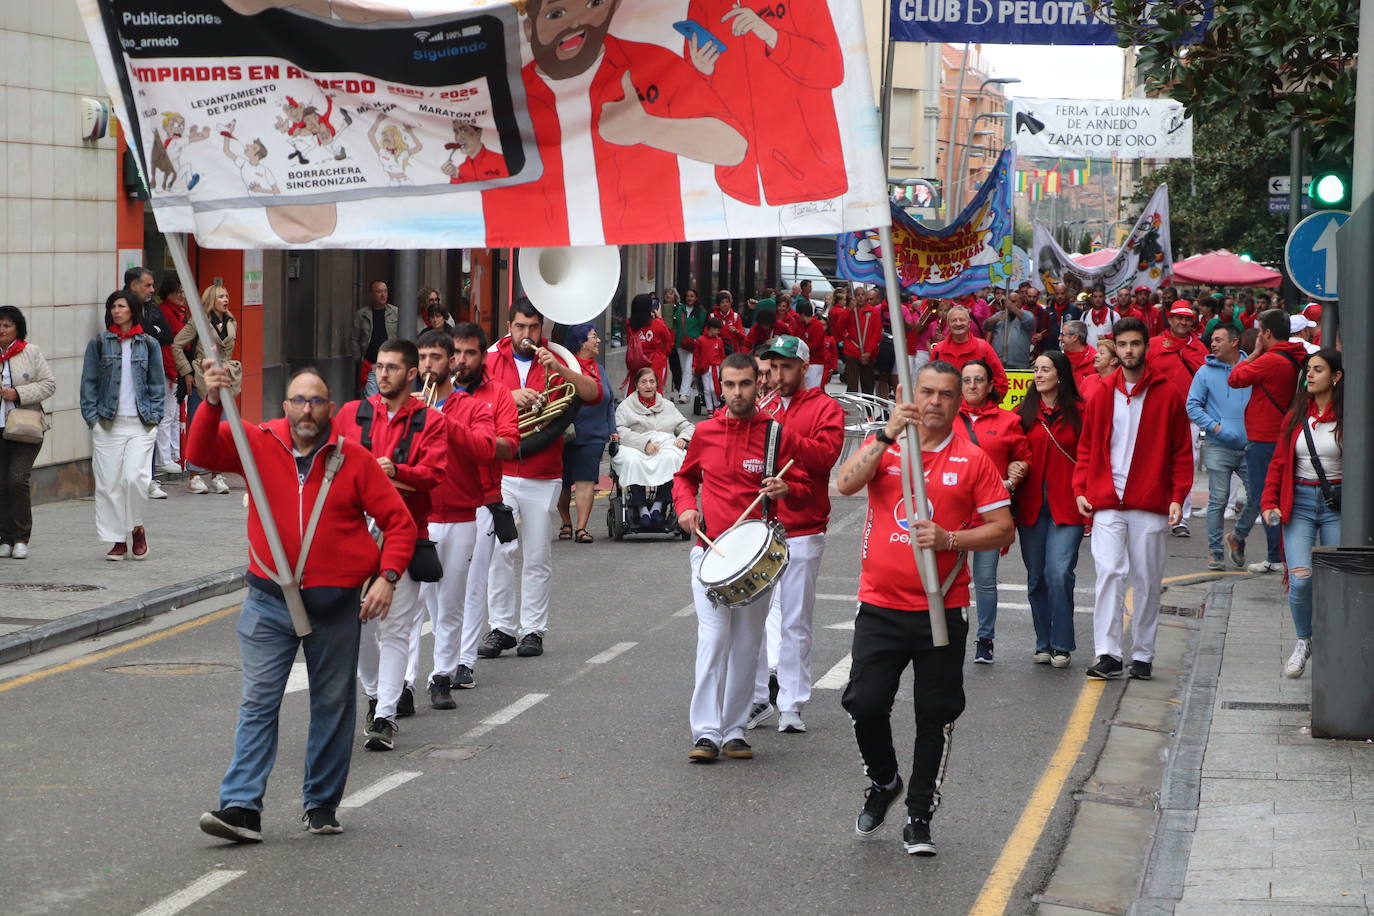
[696,528,727,558]
[729,458,796,531]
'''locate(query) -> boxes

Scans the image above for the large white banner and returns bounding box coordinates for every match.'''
[79,0,888,249]
[1031,184,1172,295]
[1012,97,1192,160]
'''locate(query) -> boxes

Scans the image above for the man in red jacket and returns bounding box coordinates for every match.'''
[334,339,448,752]
[843,288,884,394]
[1074,318,1193,681]
[1147,301,1209,535]
[745,336,845,734]
[1059,320,1097,382]
[191,364,415,843]
[408,330,496,712]
[930,306,1010,401]
[674,352,813,763]
[1228,308,1308,573]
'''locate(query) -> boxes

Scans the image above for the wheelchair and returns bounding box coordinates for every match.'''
[605,441,689,541]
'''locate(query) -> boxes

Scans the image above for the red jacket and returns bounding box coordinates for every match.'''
[828,306,854,354]
[628,317,674,390]
[773,387,845,536]
[186,403,416,588]
[159,301,189,382]
[462,376,519,504]
[488,336,602,480]
[1146,331,1208,401]
[744,323,775,353]
[1228,340,1308,443]
[801,316,828,366]
[1065,345,1096,382]
[1015,404,1085,527]
[334,395,448,539]
[428,389,496,524]
[844,305,883,358]
[930,335,1010,401]
[1074,367,1193,515]
[1262,409,1337,524]
[953,403,1031,478]
[673,411,813,544]
[713,308,745,352]
[772,310,800,338]
[822,337,839,379]
[693,335,726,372]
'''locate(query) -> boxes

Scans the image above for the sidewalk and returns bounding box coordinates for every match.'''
[0,476,248,664]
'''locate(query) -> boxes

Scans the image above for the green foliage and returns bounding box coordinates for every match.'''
[1013,216,1033,250]
[1078,231,1094,254]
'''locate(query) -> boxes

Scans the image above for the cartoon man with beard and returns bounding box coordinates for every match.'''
[481,0,747,247]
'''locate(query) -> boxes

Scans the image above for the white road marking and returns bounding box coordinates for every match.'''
[813,654,852,690]
[672,603,696,617]
[586,642,637,665]
[133,870,245,916]
[482,692,548,726]
[825,620,855,631]
[338,771,422,809]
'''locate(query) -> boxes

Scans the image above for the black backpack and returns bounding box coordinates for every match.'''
[355,399,430,464]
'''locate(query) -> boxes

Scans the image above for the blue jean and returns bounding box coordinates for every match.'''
[1018,504,1084,652]
[1243,440,1283,563]
[219,583,362,813]
[1283,482,1342,639]
[184,392,206,474]
[971,549,1000,640]
[1203,441,1258,559]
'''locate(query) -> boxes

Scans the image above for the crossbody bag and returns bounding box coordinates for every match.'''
[1301,418,1341,512]
[356,401,444,582]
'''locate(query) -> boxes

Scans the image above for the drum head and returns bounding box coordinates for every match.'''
[698,520,770,585]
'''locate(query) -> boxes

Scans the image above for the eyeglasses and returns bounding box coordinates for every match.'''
[374,363,408,374]
[287,396,329,409]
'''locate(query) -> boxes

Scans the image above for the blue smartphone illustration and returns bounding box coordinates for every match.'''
[674,20,728,55]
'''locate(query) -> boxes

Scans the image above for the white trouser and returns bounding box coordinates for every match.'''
[91,417,156,543]
[688,545,771,745]
[409,520,477,685]
[678,349,696,398]
[752,532,826,712]
[1090,509,1168,663]
[464,505,498,665]
[488,476,561,637]
[155,380,180,465]
[701,382,720,413]
[1182,425,1200,521]
[805,364,824,389]
[357,571,423,719]
[909,351,930,379]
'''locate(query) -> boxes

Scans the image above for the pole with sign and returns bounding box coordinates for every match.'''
[1285,211,1350,301]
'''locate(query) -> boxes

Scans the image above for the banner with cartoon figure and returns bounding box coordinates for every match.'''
[835,147,1015,297]
[1030,183,1172,295]
[79,0,888,249]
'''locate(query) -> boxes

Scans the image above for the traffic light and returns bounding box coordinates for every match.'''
[1308,164,1351,210]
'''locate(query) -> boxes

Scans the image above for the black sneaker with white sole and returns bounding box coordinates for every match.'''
[303,808,343,835]
[1129,660,1153,680]
[516,633,544,657]
[1085,655,1124,679]
[721,738,754,759]
[199,807,263,843]
[363,716,397,751]
[855,775,904,836]
[396,684,416,717]
[428,674,456,710]
[453,664,475,689]
[477,629,518,658]
[973,637,994,664]
[903,817,937,856]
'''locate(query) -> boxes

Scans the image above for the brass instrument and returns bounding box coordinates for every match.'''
[516,339,581,456]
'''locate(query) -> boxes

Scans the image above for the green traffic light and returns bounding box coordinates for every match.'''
[1311,172,1349,206]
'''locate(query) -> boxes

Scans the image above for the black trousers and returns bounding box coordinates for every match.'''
[841,602,968,820]
[0,437,42,544]
[668,347,683,392]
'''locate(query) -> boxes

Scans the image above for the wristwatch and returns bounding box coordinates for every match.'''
[875,429,896,445]
[381,569,401,585]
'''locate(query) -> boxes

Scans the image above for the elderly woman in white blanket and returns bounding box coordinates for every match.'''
[612,366,695,526]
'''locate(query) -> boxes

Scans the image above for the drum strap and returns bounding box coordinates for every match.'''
[761,420,782,520]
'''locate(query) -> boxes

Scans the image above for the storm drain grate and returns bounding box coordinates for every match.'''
[1158,605,1200,618]
[403,744,489,761]
[0,583,103,592]
[1221,701,1310,712]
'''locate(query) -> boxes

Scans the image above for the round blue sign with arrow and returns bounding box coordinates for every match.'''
[1285,210,1349,301]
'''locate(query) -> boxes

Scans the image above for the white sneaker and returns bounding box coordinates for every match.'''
[778,711,806,733]
[0,544,11,558]
[1248,560,1284,574]
[10,542,27,559]
[1223,506,1237,520]
[159,462,182,475]
[1284,639,1312,678]
[211,474,231,494]
[148,481,169,500]
[187,474,209,495]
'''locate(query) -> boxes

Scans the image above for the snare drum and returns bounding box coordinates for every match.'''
[696,520,790,608]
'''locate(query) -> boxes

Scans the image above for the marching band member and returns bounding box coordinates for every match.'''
[480,299,602,658]
[453,323,519,688]
[674,352,812,763]
[335,339,448,753]
[836,361,1014,856]
[746,336,845,734]
[407,330,495,710]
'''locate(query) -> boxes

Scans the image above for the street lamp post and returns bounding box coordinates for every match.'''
[953,113,1008,210]
[942,71,1019,219]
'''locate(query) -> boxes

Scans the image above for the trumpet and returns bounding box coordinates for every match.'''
[419,372,442,407]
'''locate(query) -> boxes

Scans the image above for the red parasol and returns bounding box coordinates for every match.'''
[1171,249,1282,289]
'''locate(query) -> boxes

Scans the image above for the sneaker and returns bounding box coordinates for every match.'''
[1033,650,1052,665]
[131,527,149,560]
[428,675,456,710]
[365,696,376,726]
[198,807,263,843]
[974,638,994,664]
[0,544,11,559]
[1051,650,1071,668]
[1248,560,1284,574]
[688,737,720,763]
[148,481,168,499]
[1170,523,1191,537]
[1223,505,1237,520]
[746,702,776,730]
[855,776,904,836]
[1207,556,1225,571]
[516,633,544,657]
[722,738,754,759]
[363,716,396,751]
[453,664,475,689]
[302,808,343,835]
[396,685,416,718]
[1086,655,1124,679]
[187,474,210,494]
[778,711,806,733]
[1225,533,1246,568]
[10,542,27,560]
[903,818,937,856]
[211,474,231,494]
[159,461,182,475]
[1129,660,1153,680]
[477,629,517,658]
[1284,638,1312,678]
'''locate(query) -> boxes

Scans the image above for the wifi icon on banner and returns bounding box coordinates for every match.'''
[413,30,431,42]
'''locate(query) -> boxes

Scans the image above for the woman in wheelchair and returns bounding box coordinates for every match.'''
[612,367,695,527]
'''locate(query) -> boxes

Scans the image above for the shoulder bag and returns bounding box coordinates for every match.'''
[1301,418,1341,512]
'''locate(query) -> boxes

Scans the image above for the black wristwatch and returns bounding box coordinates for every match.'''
[875,429,896,445]
[381,569,401,584]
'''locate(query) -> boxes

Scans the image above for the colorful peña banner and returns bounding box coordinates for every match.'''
[1012,97,1192,161]
[889,0,1213,46]
[1002,368,1034,411]
[1031,183,1172,295]
[835,147,1016,297]
[79,0,888,249]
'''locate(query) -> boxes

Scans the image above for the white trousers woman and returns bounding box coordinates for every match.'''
[92,417,156,543]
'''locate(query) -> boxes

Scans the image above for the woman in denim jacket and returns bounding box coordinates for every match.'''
[81,290,165,560]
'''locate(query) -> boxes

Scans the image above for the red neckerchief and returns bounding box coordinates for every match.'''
[1090,305,1111,325]
[1310,399,1337,425]
[1113,366,1151,404]
[0,339,27,360]
[962,400,1000,418]
[108,324,144,341]
[637,393,657,408]
[1161,330,1191,351]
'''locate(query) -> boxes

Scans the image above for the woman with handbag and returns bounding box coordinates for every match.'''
[81,290,165,560]
[172,283,238,495]
[0,305,56,559]
[1262,348,1343,680]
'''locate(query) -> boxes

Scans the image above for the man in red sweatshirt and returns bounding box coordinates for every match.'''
[1059,320,1098,382]
[930,306,1010,401]
[1228,308,1308,573]
[1075,317,1193,681]
[334,339,449,753]
[843,287,883,394]
[674,352,813,763]
[1146,301,1209,535]
[190,364,415,843]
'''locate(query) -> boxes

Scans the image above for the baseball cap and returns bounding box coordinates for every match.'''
[1302,302,1323,323]
[1133,285,1150,292]
[1289,314,1316,334]
[1168,301,1196,318]
[762,335,810,363]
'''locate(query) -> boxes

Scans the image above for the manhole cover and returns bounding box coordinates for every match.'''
[403,744,489,761]
[105,663,239,676]
[0,583,103,592]
[1221,701,1310,712]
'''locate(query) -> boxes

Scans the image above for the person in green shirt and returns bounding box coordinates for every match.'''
[1203,293,1243,346]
